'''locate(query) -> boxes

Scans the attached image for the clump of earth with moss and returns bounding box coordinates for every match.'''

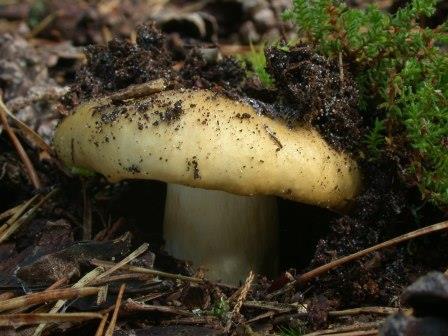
[260,0,448,208]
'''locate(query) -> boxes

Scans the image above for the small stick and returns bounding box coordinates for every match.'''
[319,331,378,336]
[242,301,302,314]
[104,284,126,336]
[94,313,109,336]
[32,267,104,336]
[296,220,448,285]
[45,277,68,292]
[8,277,69,314]
[122,299,193,316]
[0,287,100,313]
[225,271,254,333]
[92,273,154,286]
[0,312,103,327]
[3,106,53,155]
[162,315,219,326]
[303,321,382,336]
[269,220,448,298]
[0,195,39,236]
[246,311,275,324]
[0,96,41,189]
[0,189,57,243]
[108,79,167,103]
[93,243,149,283]
[0,204,22,222]
[329,306,403,317]
[91,259,237,289]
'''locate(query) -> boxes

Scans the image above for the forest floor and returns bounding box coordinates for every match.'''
[0,1,447,335]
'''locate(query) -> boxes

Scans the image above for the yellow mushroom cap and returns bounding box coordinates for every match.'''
[54,89,361,210]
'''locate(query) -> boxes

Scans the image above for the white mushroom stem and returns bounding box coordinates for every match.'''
[164,184,278,284]
[54,88,361,284]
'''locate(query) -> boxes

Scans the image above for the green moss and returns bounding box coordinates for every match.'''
[211,297,230,318]
[240,45,274,87]
[284,0,448,207]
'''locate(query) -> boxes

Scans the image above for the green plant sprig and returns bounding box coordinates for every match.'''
[284,0,448,207]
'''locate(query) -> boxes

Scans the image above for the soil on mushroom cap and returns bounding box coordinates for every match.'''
[265,45,361,152]
[70,25,362,155]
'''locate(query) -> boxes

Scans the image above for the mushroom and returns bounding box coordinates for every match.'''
[54,88,361,284]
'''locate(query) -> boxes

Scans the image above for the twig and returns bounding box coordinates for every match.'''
[161,315,220,326]
[104,284,126,336]
[92,273,154,286]
[3,106,53,155]
[94,314,109,336]
[94,217,125,241]
[0,189,57,243]
[0,195,39,236]
[225,271,254,333]
[0,203,22,222]
[329,306,403,317]
[243,300,306,325]
[93,243,149,283]
[91,259,236,289]
[31,267,104,336]
[0,312,103,327]
[242,301,304,314]
[232,272,254,315]
[122,299,193,316]
[246,311,276,324]
[8,277,69,314]
[303,321,382,336]
[0,96,41,189]
[318,331,378,336]
[108,79,167,103]
[297,220,448,284]
[270,220,448,297]
[45,277,68,292]
[0,287,100,313]
[134,292,166,304]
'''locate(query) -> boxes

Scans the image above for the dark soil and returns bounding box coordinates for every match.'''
[265,45,361,152]
[70,24,246,105]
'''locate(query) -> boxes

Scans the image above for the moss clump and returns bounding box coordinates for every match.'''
[240,45,274,87]
[284,0,448,207]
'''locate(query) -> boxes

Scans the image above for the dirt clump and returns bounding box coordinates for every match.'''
[74,24,174,100]
[71,24,247,104]
[265,45,361,152]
